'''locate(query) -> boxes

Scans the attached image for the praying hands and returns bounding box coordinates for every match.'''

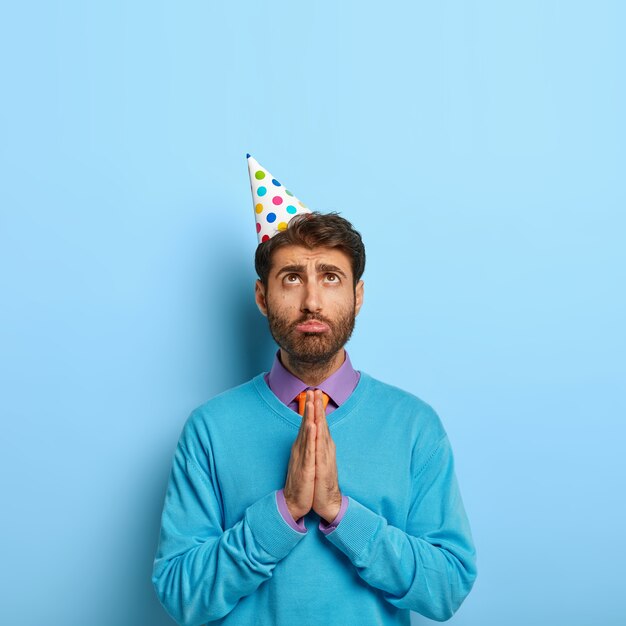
[283,389,343,524]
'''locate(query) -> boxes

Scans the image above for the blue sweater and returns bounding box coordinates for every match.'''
[152,372,477,625]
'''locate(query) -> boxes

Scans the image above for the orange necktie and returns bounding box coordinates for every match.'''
[297,390,329,416]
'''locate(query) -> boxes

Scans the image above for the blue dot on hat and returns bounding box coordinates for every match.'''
[286,205,297,214]
[257,186,267,196]
[272,179,281,186]
[266,212,276,223]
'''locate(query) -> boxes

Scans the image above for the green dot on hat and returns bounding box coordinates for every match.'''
[247,155,311,245]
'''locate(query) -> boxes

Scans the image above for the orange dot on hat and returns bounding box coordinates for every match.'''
[272,196,283,205]
[277,221,288,231]
[255,203,263,213]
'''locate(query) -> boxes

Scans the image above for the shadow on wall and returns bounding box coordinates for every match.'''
[235,276,276,381]
[146,243,277,625]
[199,241,276,391]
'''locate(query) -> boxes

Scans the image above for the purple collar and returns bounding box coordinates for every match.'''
[264,349,360,408]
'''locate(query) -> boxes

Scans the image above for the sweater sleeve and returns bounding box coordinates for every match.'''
[151,444,307,626]
[321,435,477,622]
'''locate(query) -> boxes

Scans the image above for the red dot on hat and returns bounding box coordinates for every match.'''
[272,196,283,205]
[262,234,270,242]
[256,223,261,233]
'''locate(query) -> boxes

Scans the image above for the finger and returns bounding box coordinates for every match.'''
[301,396,316,452]
[297,390,311,430]
[307,394,315,425]
[303,390,314,419]
[305,422,316,464]
[314,390,324,424]
[297,391,314,442]
[299,422,316,478]
[294,418,307,451]
[317,418,335,465]
[315,410,327,458]
[316,391,329,439]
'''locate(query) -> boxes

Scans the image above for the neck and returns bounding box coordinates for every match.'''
[280,348,346,387]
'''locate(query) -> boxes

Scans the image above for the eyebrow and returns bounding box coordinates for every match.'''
[275,263,348,280]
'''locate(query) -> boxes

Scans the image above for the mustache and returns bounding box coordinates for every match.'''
[294,314,332,326]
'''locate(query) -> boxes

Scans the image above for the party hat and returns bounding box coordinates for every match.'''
[247,154,311,244]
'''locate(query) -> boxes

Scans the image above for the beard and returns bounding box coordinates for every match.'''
[266,299,357,366]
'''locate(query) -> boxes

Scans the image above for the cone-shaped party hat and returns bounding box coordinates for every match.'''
[247,154,311,244]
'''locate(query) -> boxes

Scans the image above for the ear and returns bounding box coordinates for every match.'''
[354,279,364,316]
[255,279,268,317]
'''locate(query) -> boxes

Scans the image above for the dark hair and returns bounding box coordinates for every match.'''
[254,211,366,288]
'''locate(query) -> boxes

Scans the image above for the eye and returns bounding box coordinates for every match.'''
[324,273,339,283]
[284,273,301,284]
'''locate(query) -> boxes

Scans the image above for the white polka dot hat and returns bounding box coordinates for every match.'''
[247,154,312,244]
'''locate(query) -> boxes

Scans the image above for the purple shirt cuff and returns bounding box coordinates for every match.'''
[276,489,307,533]
[318,495,349,535]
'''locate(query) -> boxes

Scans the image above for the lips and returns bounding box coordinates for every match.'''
[295,321,330,333]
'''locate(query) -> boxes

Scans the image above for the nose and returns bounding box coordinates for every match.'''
[301,280,322,314]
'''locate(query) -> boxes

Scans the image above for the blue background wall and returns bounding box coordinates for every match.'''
[1,2,624,624]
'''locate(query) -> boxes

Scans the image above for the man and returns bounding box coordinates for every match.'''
[151,156,477,625]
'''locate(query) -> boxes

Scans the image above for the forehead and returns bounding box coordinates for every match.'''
[270,245,353,274]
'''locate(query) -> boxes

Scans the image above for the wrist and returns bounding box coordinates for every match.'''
[320,494,343,524]
[283,492,304,521]
[286,502,301,521]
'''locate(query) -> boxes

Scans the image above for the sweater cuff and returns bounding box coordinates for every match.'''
[318,494,349,535]
[320,495,385,565]
[276,489,307,533]
[244,490,308,559]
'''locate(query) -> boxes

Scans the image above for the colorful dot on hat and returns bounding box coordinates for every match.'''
[285,190,293,196]
[272,196,283,205]
[255,203,263,213]
[266,212,276,223]
[286,205,297,214]
[257,186,267,196]
[255,171,265,180]
[256,223,261,233]
[277,221,288,231]
[262,234,269,242]
[272,179,281,186]
[298,201,307,208]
